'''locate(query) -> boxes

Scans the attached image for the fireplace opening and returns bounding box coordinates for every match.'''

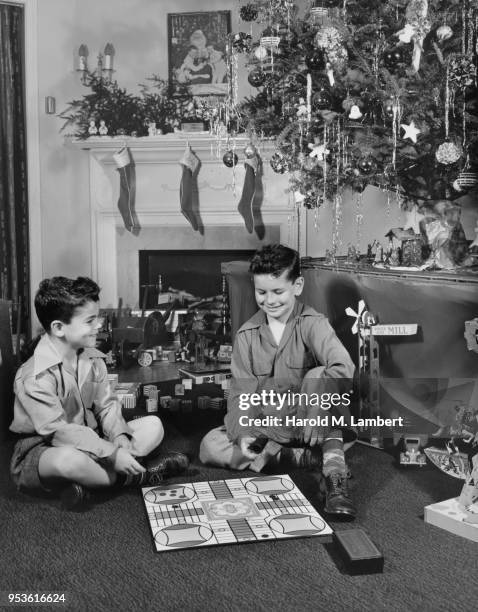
[139,249,255,308]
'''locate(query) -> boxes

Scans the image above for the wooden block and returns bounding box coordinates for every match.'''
[334,529,384,575]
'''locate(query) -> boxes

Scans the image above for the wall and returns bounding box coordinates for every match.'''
[36,1,478,280]
[36,0,247,283]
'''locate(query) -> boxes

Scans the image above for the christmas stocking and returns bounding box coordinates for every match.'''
[237,155,259,233]
[113,147,138,233]
[179,146,201,231]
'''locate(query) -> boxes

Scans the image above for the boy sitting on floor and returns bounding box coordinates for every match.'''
[10,276,188,510]
[200,244,357,518]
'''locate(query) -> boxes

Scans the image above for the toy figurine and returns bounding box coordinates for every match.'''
[88,120,98,135]
[98,120,108,135]
[389,245,400,266]
[374,244,383,264]
[296,97,308,119]
[148,121,157,137]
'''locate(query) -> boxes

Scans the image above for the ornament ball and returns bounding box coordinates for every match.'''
[436,25,453,42]
[313,88,332,110]
[223,151,238,168]
[383,47,404,69]
[305,50,326,72]
[248,68,266,88]
[357,157,377,175]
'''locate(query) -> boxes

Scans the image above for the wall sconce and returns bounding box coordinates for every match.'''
[76,43,115,83]
[45,96,56,114]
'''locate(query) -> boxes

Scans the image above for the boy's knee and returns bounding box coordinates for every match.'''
[48,447,92,480]
[199,431,215,465]
[144,415,164,445]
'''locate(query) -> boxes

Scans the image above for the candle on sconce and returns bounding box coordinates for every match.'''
[78,44,88,71]
[104,43,114,70]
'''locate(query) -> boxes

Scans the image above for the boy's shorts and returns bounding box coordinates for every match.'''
[10,435,51,493]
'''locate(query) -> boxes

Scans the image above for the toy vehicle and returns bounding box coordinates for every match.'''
[399,437,427,467]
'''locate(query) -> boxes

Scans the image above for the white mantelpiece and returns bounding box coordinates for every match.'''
[66,135,304,308]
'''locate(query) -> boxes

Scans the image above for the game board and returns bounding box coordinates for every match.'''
[142,474,333,553]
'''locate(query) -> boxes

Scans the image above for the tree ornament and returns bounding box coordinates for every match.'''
[303,156,317,171]
[277,23,298,49]
[382,98,395,119]
[435,141,462,165]
[223,150,238,168]
[436,25,453,43]
[313,87,332,110]
[448,55,476,90]
[357,157,377,175]
[239,3,259,22]
[232,32,252,53]
[260,27,281,51]
[452,171,478,193]
[248,68,266,87]
[254,45,268,61]
[314,25,347,71]
[244,143,257,159]
[270,152,289,174]
[305,49,326,72]
[308,141,330,162]
[383,47,404,70]
[395,0,431,72]
[348,105,363,120]
[310,7,329,26]
[296,97,308,119]
[401,120,421,143]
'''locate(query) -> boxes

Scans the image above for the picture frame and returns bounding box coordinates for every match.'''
[167,10,231,97]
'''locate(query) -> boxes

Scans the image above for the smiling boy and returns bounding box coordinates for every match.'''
[200,244,357,518]
[10,277,188,509]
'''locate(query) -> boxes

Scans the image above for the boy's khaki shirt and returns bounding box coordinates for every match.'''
[225,300,355,444]
[10,334,132,458]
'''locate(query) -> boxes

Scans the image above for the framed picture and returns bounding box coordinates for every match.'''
[168,11,231,97]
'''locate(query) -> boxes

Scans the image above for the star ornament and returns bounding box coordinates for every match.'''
[308,142,330,161]
[401,121,421,144]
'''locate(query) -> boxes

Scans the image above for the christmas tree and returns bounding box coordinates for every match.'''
[234,0,478,209]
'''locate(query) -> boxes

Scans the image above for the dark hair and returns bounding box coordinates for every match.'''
[249,244,301,282]
[34,276,100,332]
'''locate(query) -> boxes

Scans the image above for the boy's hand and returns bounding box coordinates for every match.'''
[115,434,133,452]
[239,436,261,461]
[111,447,145,475]
[301,423,326,447]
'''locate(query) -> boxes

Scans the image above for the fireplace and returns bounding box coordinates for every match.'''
[139,249,255,308]
[67,135,304,309]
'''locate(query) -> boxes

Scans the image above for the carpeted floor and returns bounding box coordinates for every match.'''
[1,420,477,612]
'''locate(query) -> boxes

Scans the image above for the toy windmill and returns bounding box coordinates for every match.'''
[346,300,418,447]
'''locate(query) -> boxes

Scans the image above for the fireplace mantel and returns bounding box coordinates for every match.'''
[65,135,304,308]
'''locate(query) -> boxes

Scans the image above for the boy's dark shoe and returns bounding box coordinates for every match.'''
[145,451,189,485]
[323,472,356,519]
[60,483,89,511]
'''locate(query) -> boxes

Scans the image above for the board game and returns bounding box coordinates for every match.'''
[142,474,333,553]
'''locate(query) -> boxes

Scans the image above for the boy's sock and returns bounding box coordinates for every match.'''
[322,430,356,519]
[322,431,347,477]
[278,446,322,470]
